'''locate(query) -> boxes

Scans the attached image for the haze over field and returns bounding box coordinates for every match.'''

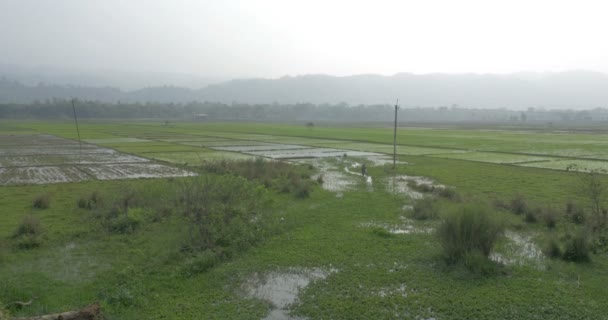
[1,0,608,108]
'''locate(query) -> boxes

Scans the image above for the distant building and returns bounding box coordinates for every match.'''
[194,113,209,121]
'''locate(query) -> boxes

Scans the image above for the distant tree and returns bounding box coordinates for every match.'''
[520,112,527,122]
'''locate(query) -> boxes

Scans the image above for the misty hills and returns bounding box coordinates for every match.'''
[2,71,608,109]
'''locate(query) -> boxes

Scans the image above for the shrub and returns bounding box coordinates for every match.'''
[14,215,41,237]
[463,251,499,275]
[409,197,438,220]
[202,158,314,198]
[562,232,591,262]
[565,201,586,225]
[524,208,538,223]
[106,215,139,234]
[105,209,145,234]
[492,199,510,211]
[539,207,558,229]
[181,250,218,277]
[0,240,5,264]
[437,204,504,265]
[510,194,528,215]
[0,302,8,319]
[100,285,136,307]
[543,237,562,259]
[316,174,324,185]
[16,235,42,250]
[77,191,103,210]
[371,227,393,238]
[408,181,434,193]
[279,174,312,198]
[435,187,459,201]
[13,216,43,250]
[119,189,140,211]
[591,233,608,254]
[176,175,271,252]
[32,193,50,209]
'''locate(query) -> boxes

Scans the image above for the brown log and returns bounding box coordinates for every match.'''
[11,303,100,320]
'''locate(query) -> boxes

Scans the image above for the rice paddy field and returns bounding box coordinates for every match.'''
[1,120,608,319]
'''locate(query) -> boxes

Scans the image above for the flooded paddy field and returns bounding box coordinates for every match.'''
[517,158,608,172]
[0,133,195,185]
[429,151,553,164]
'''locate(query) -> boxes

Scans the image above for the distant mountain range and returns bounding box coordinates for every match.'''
[2,71,608,109]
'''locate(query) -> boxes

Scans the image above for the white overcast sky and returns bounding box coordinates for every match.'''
[1,0,607,78]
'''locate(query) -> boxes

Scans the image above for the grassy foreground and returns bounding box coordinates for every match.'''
[1,121,608,319]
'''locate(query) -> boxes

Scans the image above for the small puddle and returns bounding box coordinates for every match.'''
[362,217,434,235]
[364,156,408,166]
[243,267,337,320]
[490,231,545,268]
[385,175,444,199]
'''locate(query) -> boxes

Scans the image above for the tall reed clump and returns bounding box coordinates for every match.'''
[437,204,504,271]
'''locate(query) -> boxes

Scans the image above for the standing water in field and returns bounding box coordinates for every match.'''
[385,175,444,199]
[243,268,337,320]
[297,158,358,193]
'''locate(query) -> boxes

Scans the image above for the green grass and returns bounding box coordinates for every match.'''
[2,120,608,319]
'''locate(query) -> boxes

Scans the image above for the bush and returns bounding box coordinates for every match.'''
[539,207,558,229]
[524,208,538,223]
[409,197,438,220]
[32,193,50,209]
[543,237,562,259]
[565,201,586,224]
[316,174,324,185]
[279,174,312,198]
[408,181,434,193]
[435,187,459,201]
[100,285,136,307]
[510,194,528,215]
[562,232,591,262]
[203,158,314,198]
[16,235,42,250]
[492,199,511,210]
[176,175,271,252]
[119,188,140,211]
[371,227,393,238]
[463,251,499,275]
[14,215,41,237]
[0,304,8,320]
[0,241,5,265]
[437,204,504,265]
[105,209,144,234]
[13,216,43,250]
[181,250,218,277]
[77,191,103,210]
[591,233,608,254]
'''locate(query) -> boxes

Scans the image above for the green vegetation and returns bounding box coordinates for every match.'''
[32,193,51,209]
[1,121,608,319]
[409,197,438,220]
[437,205,504,265]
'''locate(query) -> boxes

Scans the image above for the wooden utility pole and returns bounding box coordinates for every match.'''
[71,98,82,163]
[393,99,399,169]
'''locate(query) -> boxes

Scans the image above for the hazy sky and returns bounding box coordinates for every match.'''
[1,0,607,78]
